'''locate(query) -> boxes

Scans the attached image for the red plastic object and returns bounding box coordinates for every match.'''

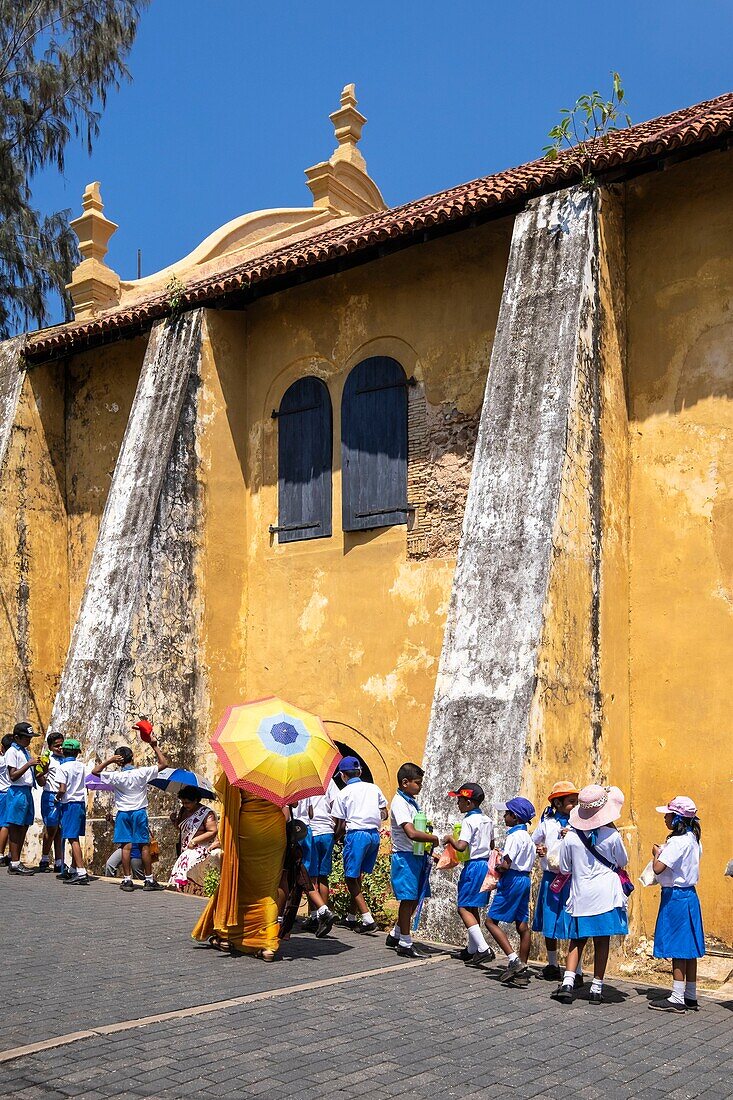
[133,718,154,743]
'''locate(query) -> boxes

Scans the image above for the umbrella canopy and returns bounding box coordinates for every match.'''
[149,767,217,800]
[212,697,341,808]
[85,773,115,791]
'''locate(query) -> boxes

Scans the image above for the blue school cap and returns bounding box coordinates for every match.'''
[339,756,361,772]
[505,797,536,823]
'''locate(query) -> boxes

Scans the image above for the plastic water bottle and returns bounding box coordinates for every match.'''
[412,810,428,855]
[454,821,470,862]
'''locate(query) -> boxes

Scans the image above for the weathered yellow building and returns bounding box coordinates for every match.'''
[2,86,733,948]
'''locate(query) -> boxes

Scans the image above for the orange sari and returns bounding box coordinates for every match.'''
[192,774,285,954]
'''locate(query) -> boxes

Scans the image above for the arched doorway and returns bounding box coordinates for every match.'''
[333,741,374,787]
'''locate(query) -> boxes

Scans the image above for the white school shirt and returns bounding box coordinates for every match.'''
[331,779,387,832]
[560,826,628,917]
[0,752,9,793]
[459,811,494,860]
[390,793,421,854]
[5,744,34,787]
[656,832,702,888]
[503,826,536,872]
[44,755,66,795]
[57,758,90,804]
[294,780,339,836]
[101,765,159,811]
[532,816,566,873]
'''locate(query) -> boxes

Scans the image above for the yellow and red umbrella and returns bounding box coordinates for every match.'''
[211,696,342,807]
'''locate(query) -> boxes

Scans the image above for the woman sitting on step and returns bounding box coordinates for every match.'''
[168,786,221,894]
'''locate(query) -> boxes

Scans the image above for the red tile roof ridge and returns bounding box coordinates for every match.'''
[26,90,733,360]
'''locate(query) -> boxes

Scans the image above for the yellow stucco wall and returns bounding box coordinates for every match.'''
[627,151,733,945]
[200,221,512,792]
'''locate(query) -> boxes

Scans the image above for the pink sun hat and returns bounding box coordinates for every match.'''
[656,795,697,818]
[569,784,625,830]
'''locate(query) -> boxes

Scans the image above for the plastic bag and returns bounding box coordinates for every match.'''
[435,846,459,870]
[639,860,657,887]
[480,848,501,892]
[545,839,562,871]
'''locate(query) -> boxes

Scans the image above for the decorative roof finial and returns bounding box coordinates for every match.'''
[329,83,367,170]
[66,182,120,319]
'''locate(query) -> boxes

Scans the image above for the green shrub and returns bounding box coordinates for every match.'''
[328,834,395,927]
[202,865,220,897]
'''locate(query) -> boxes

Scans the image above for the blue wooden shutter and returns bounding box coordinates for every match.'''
[341,357,409,532]
[276,377,332,543]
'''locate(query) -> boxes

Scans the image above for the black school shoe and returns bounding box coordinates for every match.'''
[684,997,699,1011]
[143,879,164,891]
[499,959,528,984]
[315,909,335,939]
[385,932,400,949]
[574,973,585,988]
[353,921,378,935]
[120,879,136,892]
[541,963,563,981]
[396,943,429,959]
[552,984,574,1004]
[301,916,318,933]
[56,867,72,880]
[64,874,90,885]
[0,855,9,867]
[465,947,496,967]
[588,989,604,1005]
[35,862,52,873]
[8,863,35,876]
[649,997,686,1014]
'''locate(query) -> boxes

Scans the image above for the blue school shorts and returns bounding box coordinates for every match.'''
[653,887,705,960]
[391,851,431,903]
[0,790,7,828]
[308,833,335,878]
[4,786,34,827]
[343,828,380,878]
[457,858,490,908]
[488,868,531,924]
[60,800,86,840]
[114,808,150,845]
[41,789,62,829]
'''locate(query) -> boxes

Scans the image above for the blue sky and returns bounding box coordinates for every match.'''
[30,0,733,315]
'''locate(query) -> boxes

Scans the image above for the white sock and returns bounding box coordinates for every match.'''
[399,934,413,947]
[76,867,87,877]
[346,914,357,923]
[670,980,685,1005]
[11,862,20,869]
[122,875,132,883]
[562,969,575,988]
[391,923,400,939]
[316,904,327,917]
[362,911,375,925]
[39,856,49,865]
[590,978,603,994]
[145,874,154,882]
[547,949,558,966]
[467,925,490,953]
[507,951,519,964]
[685,981,697,1000]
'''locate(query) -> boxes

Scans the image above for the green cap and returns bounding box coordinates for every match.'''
[61,738,81,752]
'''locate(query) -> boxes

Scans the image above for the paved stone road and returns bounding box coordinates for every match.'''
[2,876,732,1099]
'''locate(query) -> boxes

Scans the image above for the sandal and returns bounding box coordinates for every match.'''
[207,934,231,952]
[255,949,276,962]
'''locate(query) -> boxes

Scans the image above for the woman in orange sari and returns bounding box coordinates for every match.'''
[193,773,286,960]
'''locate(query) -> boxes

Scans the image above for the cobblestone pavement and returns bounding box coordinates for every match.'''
[2,875,732,1099]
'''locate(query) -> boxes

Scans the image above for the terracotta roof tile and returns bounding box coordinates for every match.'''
[27,91,733,361]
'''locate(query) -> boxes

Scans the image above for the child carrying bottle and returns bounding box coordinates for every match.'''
[387,762,438,958]
[485,796,536,985]
[648,796,705,1014]
[441,782,496,967]
[532,781,579,982]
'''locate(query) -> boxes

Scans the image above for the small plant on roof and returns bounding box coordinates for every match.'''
[544,72,632,187]
[166,274,185,315]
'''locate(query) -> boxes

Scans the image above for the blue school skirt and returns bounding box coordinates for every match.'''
[653,887,705,960]
[567,907,628,939]
[532,869,574,939]
[4,785,34,827]
[41,789,62,828]
[457,858,490,908]
[391,851,431,903]
[488,868,531,924]
[0,790,7,827]
[60,801,86,840]
[343,828,380,878]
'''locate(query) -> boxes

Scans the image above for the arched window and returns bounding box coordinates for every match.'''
[273,376,332,543]
[341,356,410,532]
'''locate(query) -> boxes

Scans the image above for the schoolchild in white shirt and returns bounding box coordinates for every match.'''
[92,731,170,892]
[55,738,91,885]
[38,732,65,874]
[441,782,496,967]
[552,784,629,1006]
[331,756,388,934]
[294,778,340,925]
[531,781,579,981]
[4,721,40,875]
[648,796,705,1014]
[386,762,438,959]
[0,732,14,866]
[485,796,537,984]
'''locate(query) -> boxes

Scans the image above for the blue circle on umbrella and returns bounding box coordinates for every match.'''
[257,713,311,757]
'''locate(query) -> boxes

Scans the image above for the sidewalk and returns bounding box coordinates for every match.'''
[2,875,732,1099]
